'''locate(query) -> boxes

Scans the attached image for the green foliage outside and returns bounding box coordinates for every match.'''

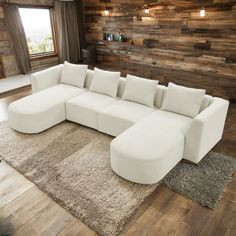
[27,35,54,54]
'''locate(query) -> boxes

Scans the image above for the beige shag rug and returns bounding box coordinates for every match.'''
[0,121,158,236]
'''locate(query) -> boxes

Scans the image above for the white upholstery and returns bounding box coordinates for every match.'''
[158,86,213,112]
[151,110,192,134]
[111,110,192,184]
[90,67,120,97]
[161,83,206,118]
[84,69,94,89]
[122,74,158,107]
[184,97,229,163]
[199,94,213,112]
[61,61,88,88]
[118,80,166,108]
[84,70,126,99]
[66,92,118,129]
[8,84,85,133]
[30,65,213,111]
[98,100,155,137]
[10,65,229,185]
[155,85,166,108]
[31,64,63,93]
[117,77,126,98]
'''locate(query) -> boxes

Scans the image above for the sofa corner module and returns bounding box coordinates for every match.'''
[31,64,64,93]
[183,97,229,163]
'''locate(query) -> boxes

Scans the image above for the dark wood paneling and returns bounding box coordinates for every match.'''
[85,0,236,101]
[0,56,5,79]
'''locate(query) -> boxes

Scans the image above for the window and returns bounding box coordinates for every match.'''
[19,8,56,57]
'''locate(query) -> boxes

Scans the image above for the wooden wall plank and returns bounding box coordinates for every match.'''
[85,0,236,101]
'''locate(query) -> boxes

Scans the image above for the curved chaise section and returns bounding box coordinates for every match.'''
[111,110,192,184]
[8,84,85,133]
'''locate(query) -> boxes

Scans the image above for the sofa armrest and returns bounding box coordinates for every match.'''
[30,64,64,93]
[184,97,229,163]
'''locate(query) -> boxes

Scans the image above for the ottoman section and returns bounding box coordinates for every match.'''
[110,110,192,184]
[8,84,86,133]
[98,100,155,137]
[66,92,118,130]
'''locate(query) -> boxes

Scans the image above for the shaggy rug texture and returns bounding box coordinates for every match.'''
[0,121,235,235]
[163,152,236,209]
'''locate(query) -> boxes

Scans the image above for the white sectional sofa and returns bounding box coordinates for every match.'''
[8,62,229,184]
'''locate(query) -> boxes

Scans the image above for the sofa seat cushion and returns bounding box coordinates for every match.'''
[151,110,193,135]
[66,92,118,129]
[98,100,155,137]
[8,84,85,133]
[110,110,192,184]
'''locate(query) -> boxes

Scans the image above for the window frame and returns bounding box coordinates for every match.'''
[19,6,58,60]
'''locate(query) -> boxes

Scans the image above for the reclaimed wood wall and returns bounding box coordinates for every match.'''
[0,56,4,79]
[0,0,58,78]
[85,0,236,101]
[0,6,19,77]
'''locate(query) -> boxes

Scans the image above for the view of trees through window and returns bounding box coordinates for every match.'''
[19,8,55,55]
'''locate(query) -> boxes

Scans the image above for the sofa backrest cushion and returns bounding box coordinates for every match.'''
[117,77,126,98]
[155,85,166,108]
[161,82,206,118]
[117,79,164,108]
[122,74,158,107]
[84,70,125,97]
[199,95,213,112]
[84,69,94,89]
[85,70,162,108]
[158,86,212,112]
[83,69,212,112]
[61,61,88,88]
[89,67,120,97]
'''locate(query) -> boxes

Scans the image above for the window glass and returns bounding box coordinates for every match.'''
[19,8,55,55]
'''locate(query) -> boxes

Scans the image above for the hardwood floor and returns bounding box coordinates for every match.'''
[0,87,235,236]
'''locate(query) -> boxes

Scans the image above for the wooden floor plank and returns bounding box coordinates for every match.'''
[14,202,75,236]
[183,203,211,231]
[225,213,236,236]
[173,222,199,236]
[0,161,15,180]
[200,198,236,236]
[0,162,34,209]
[0,186,50,235]
[57,219,98,236]
[223,172,236,204]
[154,212,184,235]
